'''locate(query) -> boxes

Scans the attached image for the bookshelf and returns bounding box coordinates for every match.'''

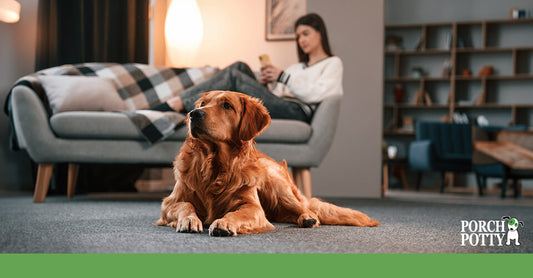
[384,18,533,136]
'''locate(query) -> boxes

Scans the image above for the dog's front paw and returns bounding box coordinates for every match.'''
[176,216,203,233]
[209,219,237,237]
[297,213,320,228]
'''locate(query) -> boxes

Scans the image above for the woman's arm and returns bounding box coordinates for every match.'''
[284,57,343,104]
[259,64,282,85]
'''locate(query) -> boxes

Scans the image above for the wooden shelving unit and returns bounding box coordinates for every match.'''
[384,18,533,136]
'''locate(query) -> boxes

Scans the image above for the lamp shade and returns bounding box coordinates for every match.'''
[0,0,21,23]
[165,0,203,67]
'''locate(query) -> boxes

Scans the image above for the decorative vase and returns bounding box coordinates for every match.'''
[394,83,405,103]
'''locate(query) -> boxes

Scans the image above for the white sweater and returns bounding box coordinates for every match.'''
[271,56,343,104]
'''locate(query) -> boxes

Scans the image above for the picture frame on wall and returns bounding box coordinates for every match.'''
[265,0,306,41]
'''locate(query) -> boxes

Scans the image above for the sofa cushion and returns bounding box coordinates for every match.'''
[50,112,312,143]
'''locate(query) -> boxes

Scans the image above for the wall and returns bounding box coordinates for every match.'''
[164,0,298,70]
[308,0,384,198]
[0,0,38,191]
[386,0,533,24]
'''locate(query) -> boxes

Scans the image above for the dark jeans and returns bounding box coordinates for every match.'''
[151,62,309,122]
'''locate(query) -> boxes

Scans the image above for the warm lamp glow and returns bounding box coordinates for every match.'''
[165,0,203,67]
[0,0,20,23]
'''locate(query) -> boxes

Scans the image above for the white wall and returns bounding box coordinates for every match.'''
[167,0,299,71]
[308,0,384,198]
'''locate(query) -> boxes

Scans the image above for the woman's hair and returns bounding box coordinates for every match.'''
[294,13,333,64]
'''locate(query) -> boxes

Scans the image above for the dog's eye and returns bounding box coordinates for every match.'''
[222,102,233,110]
[200,102,205,107]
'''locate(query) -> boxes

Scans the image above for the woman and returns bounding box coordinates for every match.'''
[153,13,343,123]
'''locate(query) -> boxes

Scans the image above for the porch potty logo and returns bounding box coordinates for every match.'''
[460,216,524,246]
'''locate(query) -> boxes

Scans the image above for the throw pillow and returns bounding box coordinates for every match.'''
[38,75,128,113]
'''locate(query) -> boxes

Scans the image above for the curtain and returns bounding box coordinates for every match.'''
[33,0,149,193]
[35,0,149,71]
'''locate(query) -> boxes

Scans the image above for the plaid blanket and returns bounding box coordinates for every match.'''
[4,63,218,147]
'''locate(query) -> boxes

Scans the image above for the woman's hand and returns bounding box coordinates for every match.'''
[260,64,282,84]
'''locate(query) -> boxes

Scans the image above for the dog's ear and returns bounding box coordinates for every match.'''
[239,95,271,141]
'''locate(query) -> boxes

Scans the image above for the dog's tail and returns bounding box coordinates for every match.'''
[307,198,379,227]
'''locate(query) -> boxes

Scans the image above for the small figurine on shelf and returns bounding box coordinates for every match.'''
[415,34,426,51]
[475,90,487,106]
[401,115,414,132]
[441,114,452,122]
[476,115,489,127]
[462,69,472,77]
[413,89,432,106]
[394,83,405,103]
[411,67,425,78]
[479,66,494,77]
[387,145,398,159]
[510,8,528,19]
[386,35,403,51]
[453,112,470,124]
[441,60,452,78]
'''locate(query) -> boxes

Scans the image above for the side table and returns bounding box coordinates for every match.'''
[382,157,409,197]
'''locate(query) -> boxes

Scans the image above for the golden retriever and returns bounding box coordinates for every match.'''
[156,91,379,236]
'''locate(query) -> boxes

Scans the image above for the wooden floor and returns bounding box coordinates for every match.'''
[385,189,533,207]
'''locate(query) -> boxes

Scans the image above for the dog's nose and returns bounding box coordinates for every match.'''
[189,109,206,122]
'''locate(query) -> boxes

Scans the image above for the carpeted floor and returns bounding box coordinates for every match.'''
[0,192,531,253]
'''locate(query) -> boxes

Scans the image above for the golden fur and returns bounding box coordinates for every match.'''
[156,91,378,236]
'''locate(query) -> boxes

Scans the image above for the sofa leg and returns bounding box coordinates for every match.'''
[293,168,303,191]
[293,167,312,199]
[33,163,54,203]
[67,163,79,198]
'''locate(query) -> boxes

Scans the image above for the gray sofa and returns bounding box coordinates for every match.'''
[10,84,341,202]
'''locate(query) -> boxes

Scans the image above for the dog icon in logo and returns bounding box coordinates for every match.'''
[502,216,524,246]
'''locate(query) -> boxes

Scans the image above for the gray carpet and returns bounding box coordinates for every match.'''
[1,193,532,253]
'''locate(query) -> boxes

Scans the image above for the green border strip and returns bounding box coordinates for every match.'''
[1,254,531,277]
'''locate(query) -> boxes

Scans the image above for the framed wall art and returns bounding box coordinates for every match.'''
[265,0,306,41]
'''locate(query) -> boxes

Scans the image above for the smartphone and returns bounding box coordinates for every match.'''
[259,54,271,67]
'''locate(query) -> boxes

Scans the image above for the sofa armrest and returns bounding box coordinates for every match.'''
[306,94,342,163]
[10,85,58,161]
[254,94,341,167]
[408,140,436,171]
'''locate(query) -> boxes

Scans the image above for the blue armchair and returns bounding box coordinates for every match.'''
[408,122,473,192]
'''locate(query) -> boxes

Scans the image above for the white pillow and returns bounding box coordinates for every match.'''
[38,75,129,114]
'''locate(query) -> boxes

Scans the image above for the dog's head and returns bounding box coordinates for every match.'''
[187,91,271,142]
[502,216,524,231]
